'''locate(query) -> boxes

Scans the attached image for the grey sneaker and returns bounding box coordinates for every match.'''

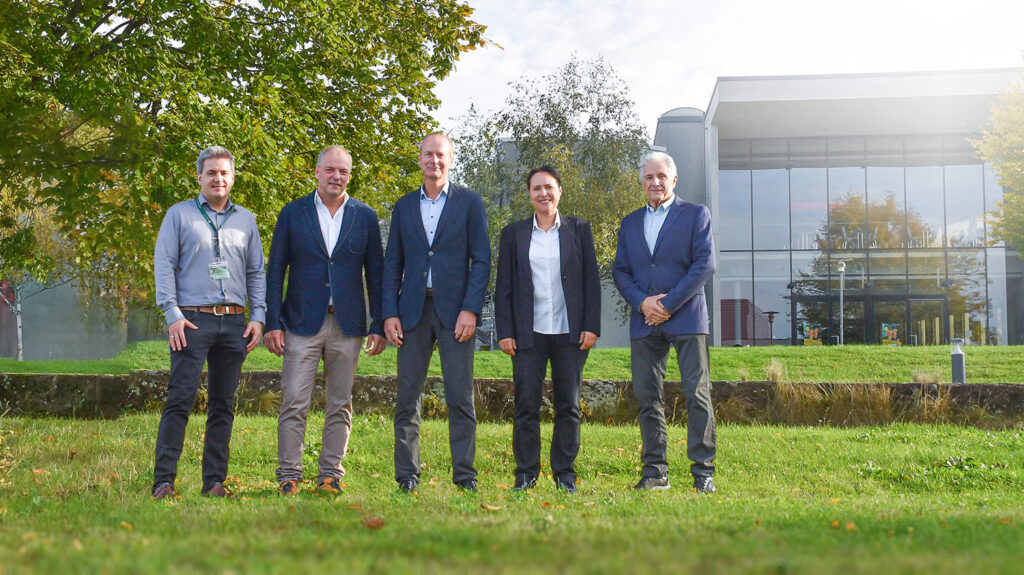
[633,475,671,490]
[693,475,716,493]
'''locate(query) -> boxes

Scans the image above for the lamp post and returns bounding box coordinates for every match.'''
[765,311,779,346]
[837,260,846,346]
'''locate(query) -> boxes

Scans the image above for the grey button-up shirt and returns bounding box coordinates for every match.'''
[419,182,449,288]
[154,193,267,326]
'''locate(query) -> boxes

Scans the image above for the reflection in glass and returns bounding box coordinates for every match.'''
[910,300,944,346]
[791,168,827,250]
[753,170,789,250]
[719,252,752,346]
[947,249,986,343]
[828,167,866,251]
[754,252,790,344]
[718,170,751,250]
[905,166,944,248]
[866,167,906,249]
[944,165,985,247]
[874,301,906,345]
[987,247,1008,345]
[984,166,1004,247]
[908,250,946,296]
[868,250,907,294]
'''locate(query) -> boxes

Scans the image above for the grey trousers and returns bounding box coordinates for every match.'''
[276,315,363,482]
[393,296,477,485]
[631,330,716,478]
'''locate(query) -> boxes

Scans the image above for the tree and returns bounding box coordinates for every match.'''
[0,0,489,327]
[452,56,650,281]
[973,81,1024,254]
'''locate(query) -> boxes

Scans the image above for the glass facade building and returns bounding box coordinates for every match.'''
[655,69,1024,346]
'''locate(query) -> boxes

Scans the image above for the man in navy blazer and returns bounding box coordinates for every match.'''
[613,151,718,493]
[383,133,490,493]
[265,145,385,496]
[495,166,601,493]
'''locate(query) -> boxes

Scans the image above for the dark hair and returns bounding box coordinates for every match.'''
[526,165,561,189]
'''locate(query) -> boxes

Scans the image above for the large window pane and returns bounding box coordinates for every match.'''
[754,252,790,344]
[828,167,867,252]
[987,248,1024,345]
[944,165,985,247]
[905,166,944,248]
[791,251,828,344]
[866,167,906,249]
[791,168,827,250]
[752,169,789,250]
[908,250,946,296]
[868,250,907,294]
[719,252,752,346]
[718,170,751,250]
[985,166,1004,247]
[947,249,986,343]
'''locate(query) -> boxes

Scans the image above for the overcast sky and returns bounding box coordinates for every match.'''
[433,0,1024,137]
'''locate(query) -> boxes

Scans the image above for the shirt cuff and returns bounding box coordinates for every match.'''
[249,308,266,324]
[164,306,185,326]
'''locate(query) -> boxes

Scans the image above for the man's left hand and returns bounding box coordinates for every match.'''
[454,310,477,343]
[365,334,386,356]
[243,321,263,352]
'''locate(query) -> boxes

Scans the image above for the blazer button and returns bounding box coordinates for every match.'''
[651,264,656,268]
[423,272,428,277]
[428,251,434,257]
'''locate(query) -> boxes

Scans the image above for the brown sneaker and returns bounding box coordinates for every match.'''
[153,482,176,499]
[318,477,343,495]
[201,482,231,498]
[280,479,299,496]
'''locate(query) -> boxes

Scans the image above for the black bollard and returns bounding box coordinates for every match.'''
[951,338,965,384]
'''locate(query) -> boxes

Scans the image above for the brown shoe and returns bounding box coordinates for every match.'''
[153,482,176,499]
[280,479,299,496]
[201,482,231,498]
[318,477,343,495]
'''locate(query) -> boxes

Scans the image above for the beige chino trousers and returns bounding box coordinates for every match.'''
[276,314,362,482]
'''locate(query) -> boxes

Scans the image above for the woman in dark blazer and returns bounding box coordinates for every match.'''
[494,165,601,493]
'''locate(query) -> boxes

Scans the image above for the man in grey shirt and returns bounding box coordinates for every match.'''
[151,146,266,499]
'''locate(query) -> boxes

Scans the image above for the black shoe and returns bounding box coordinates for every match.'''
[455,479,478,492]
[694,475,716,493]
[152,482,176,499]
[512,475,537,491]
[398,478,417,493]
[633,475,670,491]
[555,478,578,494]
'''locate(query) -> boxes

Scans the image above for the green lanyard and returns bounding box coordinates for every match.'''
[195,198,236,260]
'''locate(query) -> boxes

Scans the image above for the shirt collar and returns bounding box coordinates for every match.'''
[314,190,349,213]
[646,193,675,214]
[420,181,450,200]
[533,212,561,232]
[198,193,233,212]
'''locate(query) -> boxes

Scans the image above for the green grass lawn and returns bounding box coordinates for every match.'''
[2,340,1023,382]
[2,415,1022,573]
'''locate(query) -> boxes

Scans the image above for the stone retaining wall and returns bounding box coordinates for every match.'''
[2,372,1023,427]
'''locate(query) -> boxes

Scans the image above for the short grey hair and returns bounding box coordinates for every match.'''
[639,151,677,182]
[318,145,352,165]
[196,146,235,174]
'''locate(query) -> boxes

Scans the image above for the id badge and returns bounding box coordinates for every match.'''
[209,260,230,280]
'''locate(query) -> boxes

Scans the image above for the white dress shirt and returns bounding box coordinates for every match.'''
[530,213,569,335]
[314,191,348,305]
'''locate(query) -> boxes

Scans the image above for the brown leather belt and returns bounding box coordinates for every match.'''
[180,305,244,316]
[425,288,434,297]
[327,305,335,314]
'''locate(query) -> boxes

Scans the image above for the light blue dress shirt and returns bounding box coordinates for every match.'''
[529,214,569,335]
[419,182,449,288]
[643,194,674,254]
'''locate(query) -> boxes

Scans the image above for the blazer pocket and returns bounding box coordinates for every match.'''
[348,227,368,254]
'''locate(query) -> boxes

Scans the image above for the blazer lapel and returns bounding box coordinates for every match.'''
[333,200,356,257]
[302,193,329,256]
[431,185,460,245]
[409,190,431,249]
[558,216,573,274]
[651,198,684,257]
[517,217,533,286]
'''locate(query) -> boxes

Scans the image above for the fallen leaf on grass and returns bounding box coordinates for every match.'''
[72,539,83,551]
[755,519,762,526]
[347,504,363,510]
[121,522,134,532]
[541,501,553,509]
[480,504,502,511]
[612,447,624,453]
[363,516,386,530]
[21,532,37,542]
[32,468,49,475]
[830,520,840,529]
[427,477,438,485]
[826,498,841,505]
[583,502,595,507]
[68,449,77,460]
[845,521,857,532]
[998,519,1014,526]
[940,520,949,527]
[496,483,510,490]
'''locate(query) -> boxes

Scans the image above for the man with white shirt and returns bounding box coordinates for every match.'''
[265,145,386,496]
[495,166,601,493]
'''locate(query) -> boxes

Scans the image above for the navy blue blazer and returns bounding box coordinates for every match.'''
[266,192,384,337]
[612,195,716,338]
[382,184,490,330]
[494,216,601,350]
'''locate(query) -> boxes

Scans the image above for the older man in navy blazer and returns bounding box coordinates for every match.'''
[613,151,717,493]
[383,133,490,493]
[265,145,385,496]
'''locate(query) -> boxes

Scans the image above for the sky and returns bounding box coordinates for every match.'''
[433,0,1024,137]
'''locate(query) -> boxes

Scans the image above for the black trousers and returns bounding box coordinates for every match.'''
[631,330,716,479]
[393,296,477,485]
[153,310,248,492]
[512,332,589,483]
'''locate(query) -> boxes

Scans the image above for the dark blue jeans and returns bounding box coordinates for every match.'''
[153,310,248,493]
